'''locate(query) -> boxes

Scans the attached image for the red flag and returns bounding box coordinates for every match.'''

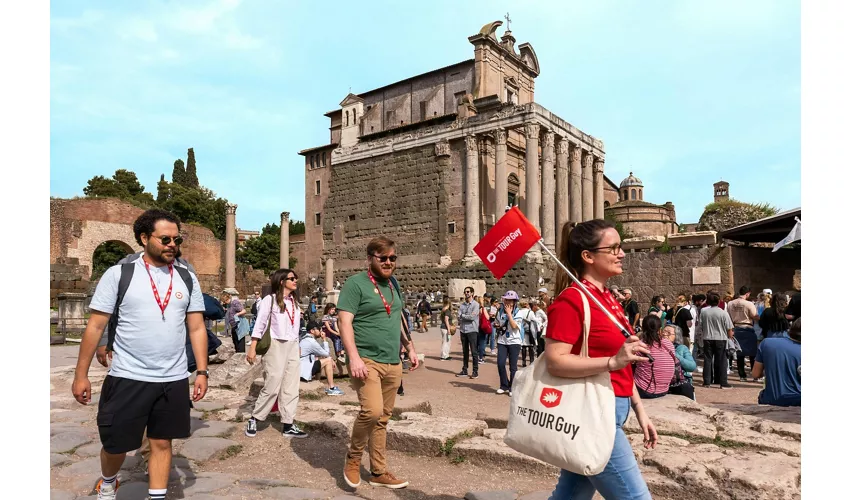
[473,207,541,279]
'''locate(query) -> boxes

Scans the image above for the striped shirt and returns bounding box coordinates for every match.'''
[633,338,677,394]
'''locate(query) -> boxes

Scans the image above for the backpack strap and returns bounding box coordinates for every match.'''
[106,263,136,352]
[174,265,193,303]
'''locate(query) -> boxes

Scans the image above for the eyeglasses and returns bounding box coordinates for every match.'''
[588,244,622,255]
[370,254,398,263]
[285,276,298,281]
[154,236,184,246]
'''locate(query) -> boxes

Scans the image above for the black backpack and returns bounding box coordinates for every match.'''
[106,263,221,372]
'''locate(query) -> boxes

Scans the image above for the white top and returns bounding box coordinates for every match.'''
[90,257,205,383]
[251,294,302,342]
[299,335,330,381]
[497,308,524,346]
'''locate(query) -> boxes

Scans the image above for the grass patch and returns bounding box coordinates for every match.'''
[713,436,749,449]
[220,444,243,459]
[389,414,402,421]
[439,438,456,456]
[300,391,324,401]
[339,401,359,406]
[450,455,466,465]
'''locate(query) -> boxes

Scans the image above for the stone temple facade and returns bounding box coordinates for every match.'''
[297,21,621,295]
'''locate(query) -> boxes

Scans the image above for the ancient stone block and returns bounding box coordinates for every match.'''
[667,231,716,247]
[622,236,665,251]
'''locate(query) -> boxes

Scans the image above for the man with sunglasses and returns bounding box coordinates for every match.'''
[72,209,207,500]
[456,286,480,379]
[338,236,418,490]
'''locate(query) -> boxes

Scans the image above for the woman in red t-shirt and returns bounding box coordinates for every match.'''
[545,220,656,500]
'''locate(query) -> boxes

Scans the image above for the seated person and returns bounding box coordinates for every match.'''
[633,315,676,399]
[751,318,801,407]
[299,321,344,396]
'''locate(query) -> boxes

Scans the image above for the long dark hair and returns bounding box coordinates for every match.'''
[641,315,663,347]
[762,295,790,333]
[554,219,616,295]
[324,302,336,315]
[270,268,299,312]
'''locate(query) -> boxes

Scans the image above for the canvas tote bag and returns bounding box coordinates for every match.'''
[504,288,616,475]
[254,296,274,356]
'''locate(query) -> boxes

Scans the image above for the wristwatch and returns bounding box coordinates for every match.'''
[196,370,209,377]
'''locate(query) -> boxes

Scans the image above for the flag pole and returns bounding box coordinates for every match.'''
[535,239,654,363]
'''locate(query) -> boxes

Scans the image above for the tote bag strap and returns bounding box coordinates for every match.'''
[570,288,592,359]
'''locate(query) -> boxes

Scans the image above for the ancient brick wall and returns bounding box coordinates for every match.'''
[730,246,801,294]
[304,150,332,280]
[50,257,93,307]
[608,246,734,313]
[322,144,446,267]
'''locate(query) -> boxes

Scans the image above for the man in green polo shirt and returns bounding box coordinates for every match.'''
[338,236,419,490]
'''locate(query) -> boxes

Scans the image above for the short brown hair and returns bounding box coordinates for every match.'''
[366,236,395,257]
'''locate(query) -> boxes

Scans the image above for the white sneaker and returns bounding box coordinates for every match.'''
[96,479,119,500]
[496,389,506,394]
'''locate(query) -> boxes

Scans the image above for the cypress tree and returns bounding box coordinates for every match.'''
[171,159,186,185]
[185,148,199,187]
[156,174,168,203]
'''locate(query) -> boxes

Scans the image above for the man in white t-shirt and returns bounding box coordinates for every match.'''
[72,209,207,500]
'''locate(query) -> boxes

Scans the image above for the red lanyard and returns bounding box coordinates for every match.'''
[143,260,174,321]
[367,270,394,316]
[281,295,296,326]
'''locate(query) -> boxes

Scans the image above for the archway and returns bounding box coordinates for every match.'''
[91,240,135,279]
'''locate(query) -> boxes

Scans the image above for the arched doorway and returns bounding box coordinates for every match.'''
[91,240,135,280]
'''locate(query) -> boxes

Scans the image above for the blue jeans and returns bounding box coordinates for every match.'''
[489,328,497,350]
[497,344,520,391]
[549,397,651,500]
[477,333,488,360]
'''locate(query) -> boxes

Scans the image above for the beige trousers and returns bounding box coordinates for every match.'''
[348,358,402,475]
[251,338,301,424]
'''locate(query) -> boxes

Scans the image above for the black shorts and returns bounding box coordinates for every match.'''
[312,359,322,376]
[97,375,191,454]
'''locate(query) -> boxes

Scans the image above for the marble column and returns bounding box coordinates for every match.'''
[225,203,237,287]
[324,258,334,291]
[524,122,541,228]
[581,151,593,221]
[593,157,605,220]
[280,211,290,269]
[494,129,508,220]
[464,135,480,257]
[541,129,556,250]
[555,138,569,250]
[568,143,582,223]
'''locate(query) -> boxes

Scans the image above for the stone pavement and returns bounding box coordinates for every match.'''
[50,342,801,500]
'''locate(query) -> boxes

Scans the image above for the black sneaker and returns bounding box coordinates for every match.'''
[456,370,468,377]
[469,372,479,379]
[245,417,258,437]
[282,424,308,438]
[720,384,733,389]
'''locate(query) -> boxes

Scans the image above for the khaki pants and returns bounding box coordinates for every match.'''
[348,358,402,475]
[251,338,301,424]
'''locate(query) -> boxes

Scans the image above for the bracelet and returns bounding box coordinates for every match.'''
[607,356,615,371]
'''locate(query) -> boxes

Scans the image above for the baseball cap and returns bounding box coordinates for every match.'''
[762,288,773,295]
[537,287,548,294]
[502,290,519,301]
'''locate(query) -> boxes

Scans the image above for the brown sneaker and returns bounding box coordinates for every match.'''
[343,454,361,488]
[369,470,409,489]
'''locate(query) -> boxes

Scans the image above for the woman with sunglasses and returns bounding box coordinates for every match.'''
[545,220,655,500]
[245,269,308,439]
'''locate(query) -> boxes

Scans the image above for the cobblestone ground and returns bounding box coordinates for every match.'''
[50,327,796,500]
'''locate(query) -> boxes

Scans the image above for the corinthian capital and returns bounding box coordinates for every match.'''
[582,152,593,169]
[494,128,507,145]
[524,122,540,140]
[434,140,451,157]
[226,203,238,215]
[281,211,290,222]
[465,135,478,153]
[593,157,605,173]
[555,138,569,155]
[542,130,555,149]
[569,144,581,163]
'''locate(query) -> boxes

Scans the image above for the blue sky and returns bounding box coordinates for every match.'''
[50,0,801,231]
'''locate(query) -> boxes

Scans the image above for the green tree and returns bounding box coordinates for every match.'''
[172,159,187,186]
[112,169,146,197]
[237,223,281,272]
[91,241,131,280]
[157,182,228,238]
[156,174,168,203]
[289,220,305,235]
[697,199,779,232]
[185,148,200,188]
[83,175,128,198]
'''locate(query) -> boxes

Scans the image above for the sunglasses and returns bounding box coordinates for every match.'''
[153,235,184,246]
[370,254,398,263]
[285,276,298,281]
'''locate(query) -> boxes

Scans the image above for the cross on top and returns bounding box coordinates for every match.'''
[504,12,511,31]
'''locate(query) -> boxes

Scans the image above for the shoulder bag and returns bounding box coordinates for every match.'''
[255,295,274,356]
[504,288,616,476]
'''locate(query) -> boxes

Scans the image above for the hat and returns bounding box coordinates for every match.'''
[306,321,322,331]
[502,290,519,301]
[762,288,773,295]
[223,287,239,295]
[610,285,620,291]
[537,287,548,294]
